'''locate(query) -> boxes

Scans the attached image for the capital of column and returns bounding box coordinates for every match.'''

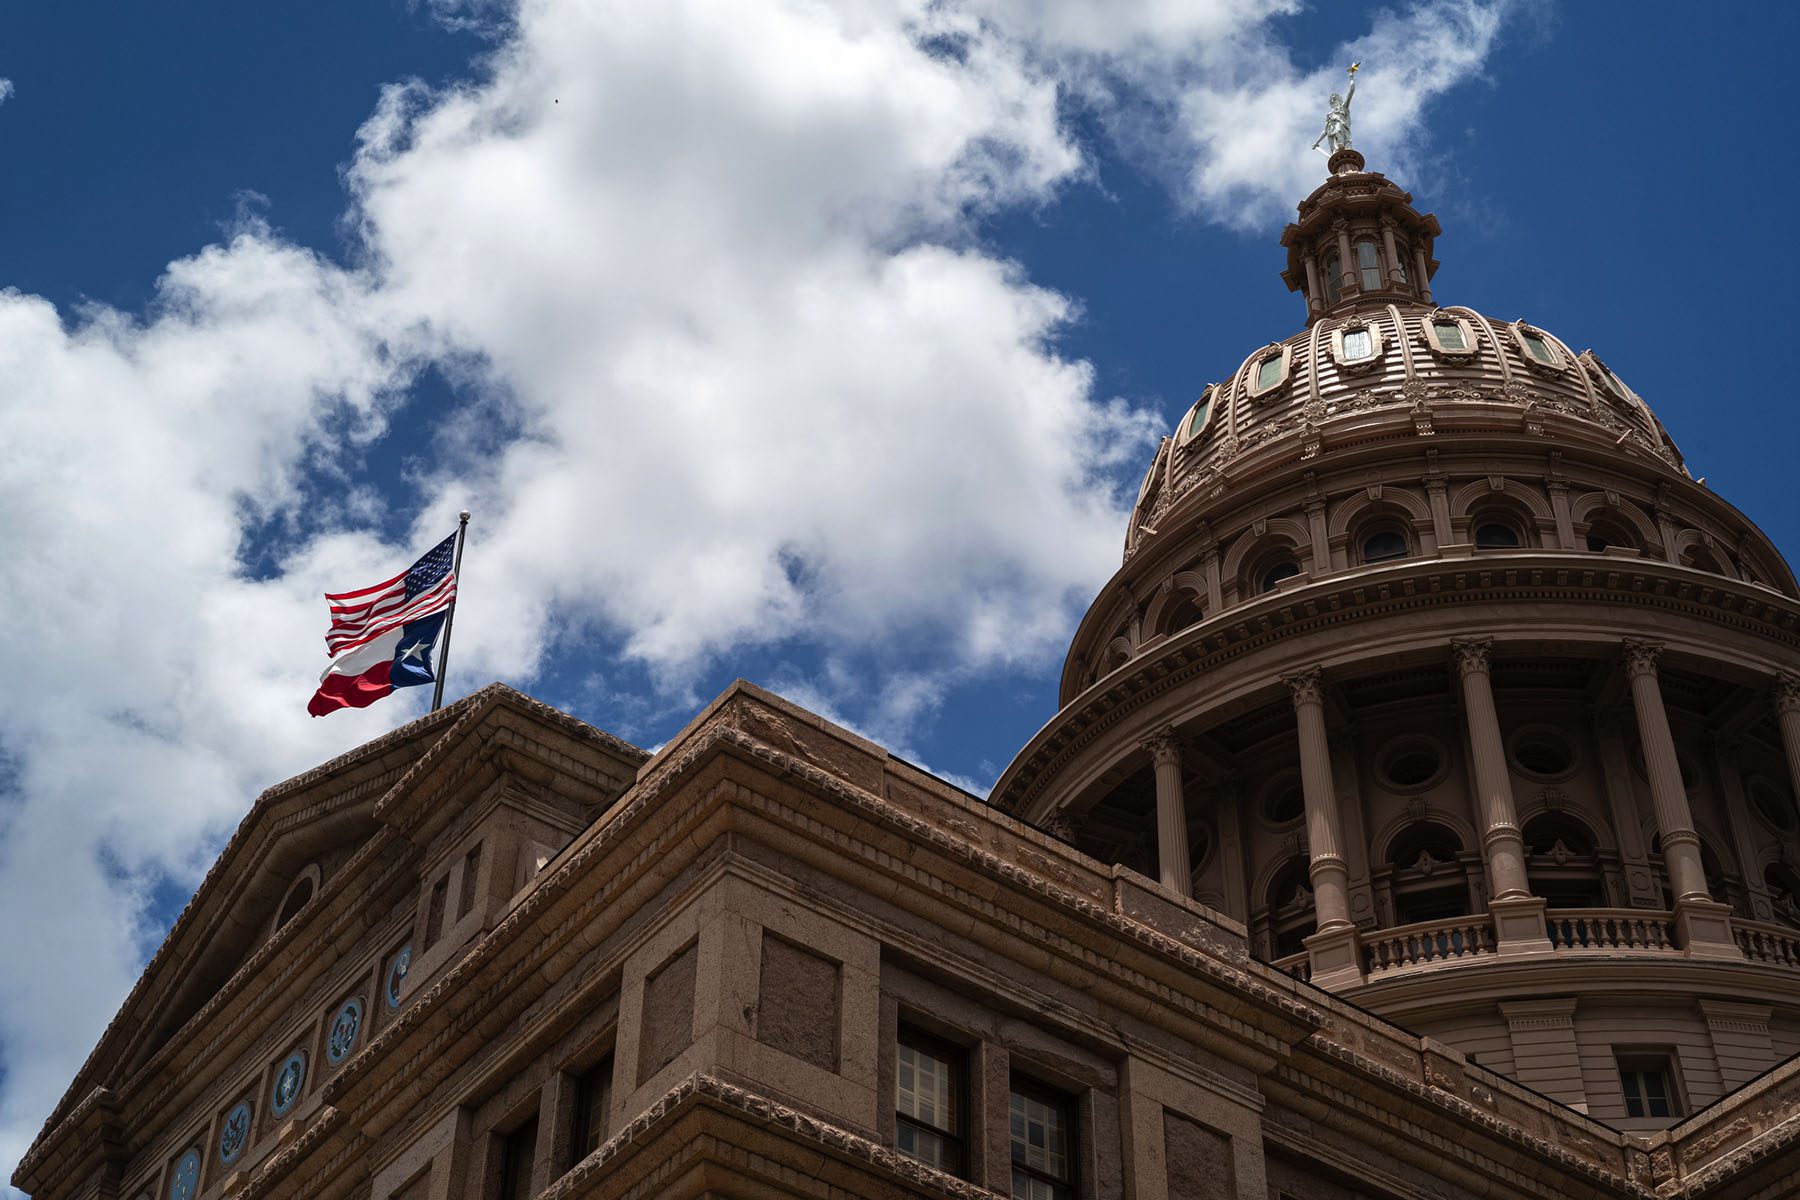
[1145,728,1182,769]
[1283,667,1325,709]
[1774,672,1800,716]
[1450,637,1493,678]
[1622,638,1664,680]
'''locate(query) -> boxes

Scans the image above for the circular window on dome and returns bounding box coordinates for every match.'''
[272,1050,307,1117]
[1260,775,1304,827]
[1378,736,1448,793]
[1749,779,1797,833]
[218,1101,253,1166]
[1509,726,1578,782]
[167,1150,201,1200]
[326,997,364,1066]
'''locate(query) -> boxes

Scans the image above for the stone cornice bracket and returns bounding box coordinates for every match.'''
[1449,637,1493,677]
[1622,638,1664,680]
[1773,672,1800,716]
[1144,728,1183,768]
[1283,667,1326,709]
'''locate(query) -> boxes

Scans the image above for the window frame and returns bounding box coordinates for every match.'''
[1616,1053,1684,1120]
[497,1117,540,1200]
[1471,513,1526,551]
[1008,1075,1079,1200]
[1509,321,1567,372]
[1177,386,1216,446]
[1354,239,1382,292]
[1329,322,1385,372]
[569,1053,615,1165]
[1244,344,1293,400]
[1420,313,1478,358]
[1356,525,1411,565]
[894,1025,968,1177]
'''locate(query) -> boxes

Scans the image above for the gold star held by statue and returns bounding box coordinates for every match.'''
[1349,62,1361,75]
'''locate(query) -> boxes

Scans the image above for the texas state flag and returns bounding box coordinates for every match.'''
[309,532,458,717]
[307,611,447,716]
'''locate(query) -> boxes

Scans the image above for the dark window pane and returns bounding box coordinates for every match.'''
[897,1031,963,1175]
[1474,523,1520,549]
[1362,530,1407,562]
[1261,561,1300,592]
[571,1057,613,1161]
[500,1119,537,1200]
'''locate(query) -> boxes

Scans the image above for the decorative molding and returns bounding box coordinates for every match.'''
[1449,637,1493,677]
[1284,667,1326,708]
[1622,638,1664,679]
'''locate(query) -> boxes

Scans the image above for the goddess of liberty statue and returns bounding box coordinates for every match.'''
[1311,63,1360,154]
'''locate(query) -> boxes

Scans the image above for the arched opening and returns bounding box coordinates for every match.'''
[1584,516,1639,554]
[276,876,314,932]
[1158,591,1206,637]
[1472,515,1523,550]
[1382,822,1472,925]
[1263,857,1315,959]
[1680,544,1730,576]
[1260,560,1301,591]
[1523,813,1606,909]
[1259,774,1304,826]
[1358,526,1410,565]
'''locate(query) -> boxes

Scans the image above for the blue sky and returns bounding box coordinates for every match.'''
[1,0,1794,1180]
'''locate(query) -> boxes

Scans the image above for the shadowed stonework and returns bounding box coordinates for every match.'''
[638,942,697,1083]
[756,933,840,1072]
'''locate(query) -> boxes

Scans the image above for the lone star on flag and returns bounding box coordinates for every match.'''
[400,639,431,662]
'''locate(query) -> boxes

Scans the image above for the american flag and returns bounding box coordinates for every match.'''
[324,533,458,657]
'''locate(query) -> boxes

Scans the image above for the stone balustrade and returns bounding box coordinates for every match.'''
[1363,914,1497,975]
[1734,917,1800,966]
[1545,908,1676,952]
[1269,951,1311,982]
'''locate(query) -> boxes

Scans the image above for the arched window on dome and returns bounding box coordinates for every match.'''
[1261,856,1315,959]
[1355,519,1411,566]
[1514,325,1563,368]
[1523,813,1606,909]
[1380,822,1473,926]
[1259,559,1301,593]
[1472,516,1523,550]
[1178,387,1214,445]
[1679,543,1730,576]
[1355,240,1382,292]
[1157,591,1206,637]
[1584,514,1639,554]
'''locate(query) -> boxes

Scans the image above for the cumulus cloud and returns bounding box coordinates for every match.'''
[0,79,14,105]
[0,0,1517,1180]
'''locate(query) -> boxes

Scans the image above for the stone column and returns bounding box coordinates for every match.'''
[1333,221,1355,298]
[1302,254,1323,316]
[1146,729,1192,898]
[1284,669,1363,987]
[1413,247,1433,303]
[1774,673,1800,807]
[1379,219,1402,287]
[1451,638,1550,952]
[1624,640,1740,957]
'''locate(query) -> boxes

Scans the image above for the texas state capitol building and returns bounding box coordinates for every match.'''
[17,148,1800,1200]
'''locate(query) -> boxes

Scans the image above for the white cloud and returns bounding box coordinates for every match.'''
[0,79,14,105]
[0,0,1518,1182]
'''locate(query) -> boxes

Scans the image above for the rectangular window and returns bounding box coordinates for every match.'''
[423,876,449,949]
[1618,1056,1681,1118]
[1255,355,1283,390]
[896,1029,964,1174]
[1432,320,1466,350]
[1356,241,1381,291]
[570,1056,614,1162]
[499,1118,538,1200]
[1522,331,1556,363]
[1009,1079,1076,1200]
[458,842,483,919]
[1323,251,1342,304]
[1341,327,1373,361]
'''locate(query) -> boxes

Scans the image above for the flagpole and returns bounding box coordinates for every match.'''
[430,510,470,712]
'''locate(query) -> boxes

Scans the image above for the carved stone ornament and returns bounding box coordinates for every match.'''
[1773,673,1800,716]
[1621,638,1663,679]
[1144,728,1182,768]
[1450,637,1493,677]
[1283,667,1326,708]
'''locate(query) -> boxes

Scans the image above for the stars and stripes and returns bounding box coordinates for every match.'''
[324,532,458,657]
[309,529,463,718]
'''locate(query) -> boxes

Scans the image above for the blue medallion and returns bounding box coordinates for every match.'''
[327,997,364,1065]
[385,944,413,1009]
[218,1101,252,1165]
[168,1149,200,1200]
[272,1050,306,1117]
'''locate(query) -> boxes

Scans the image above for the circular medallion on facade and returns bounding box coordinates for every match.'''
[326,998,364,1065]
[385,944,412,1009]
[218,1101,253,1165]
[168,1149,200,1200]
[272,1051,306,1116]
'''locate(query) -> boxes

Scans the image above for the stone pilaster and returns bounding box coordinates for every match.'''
[1451,638,1550,952]
[1774,673,1800,813]
[1147,729,1192,899]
